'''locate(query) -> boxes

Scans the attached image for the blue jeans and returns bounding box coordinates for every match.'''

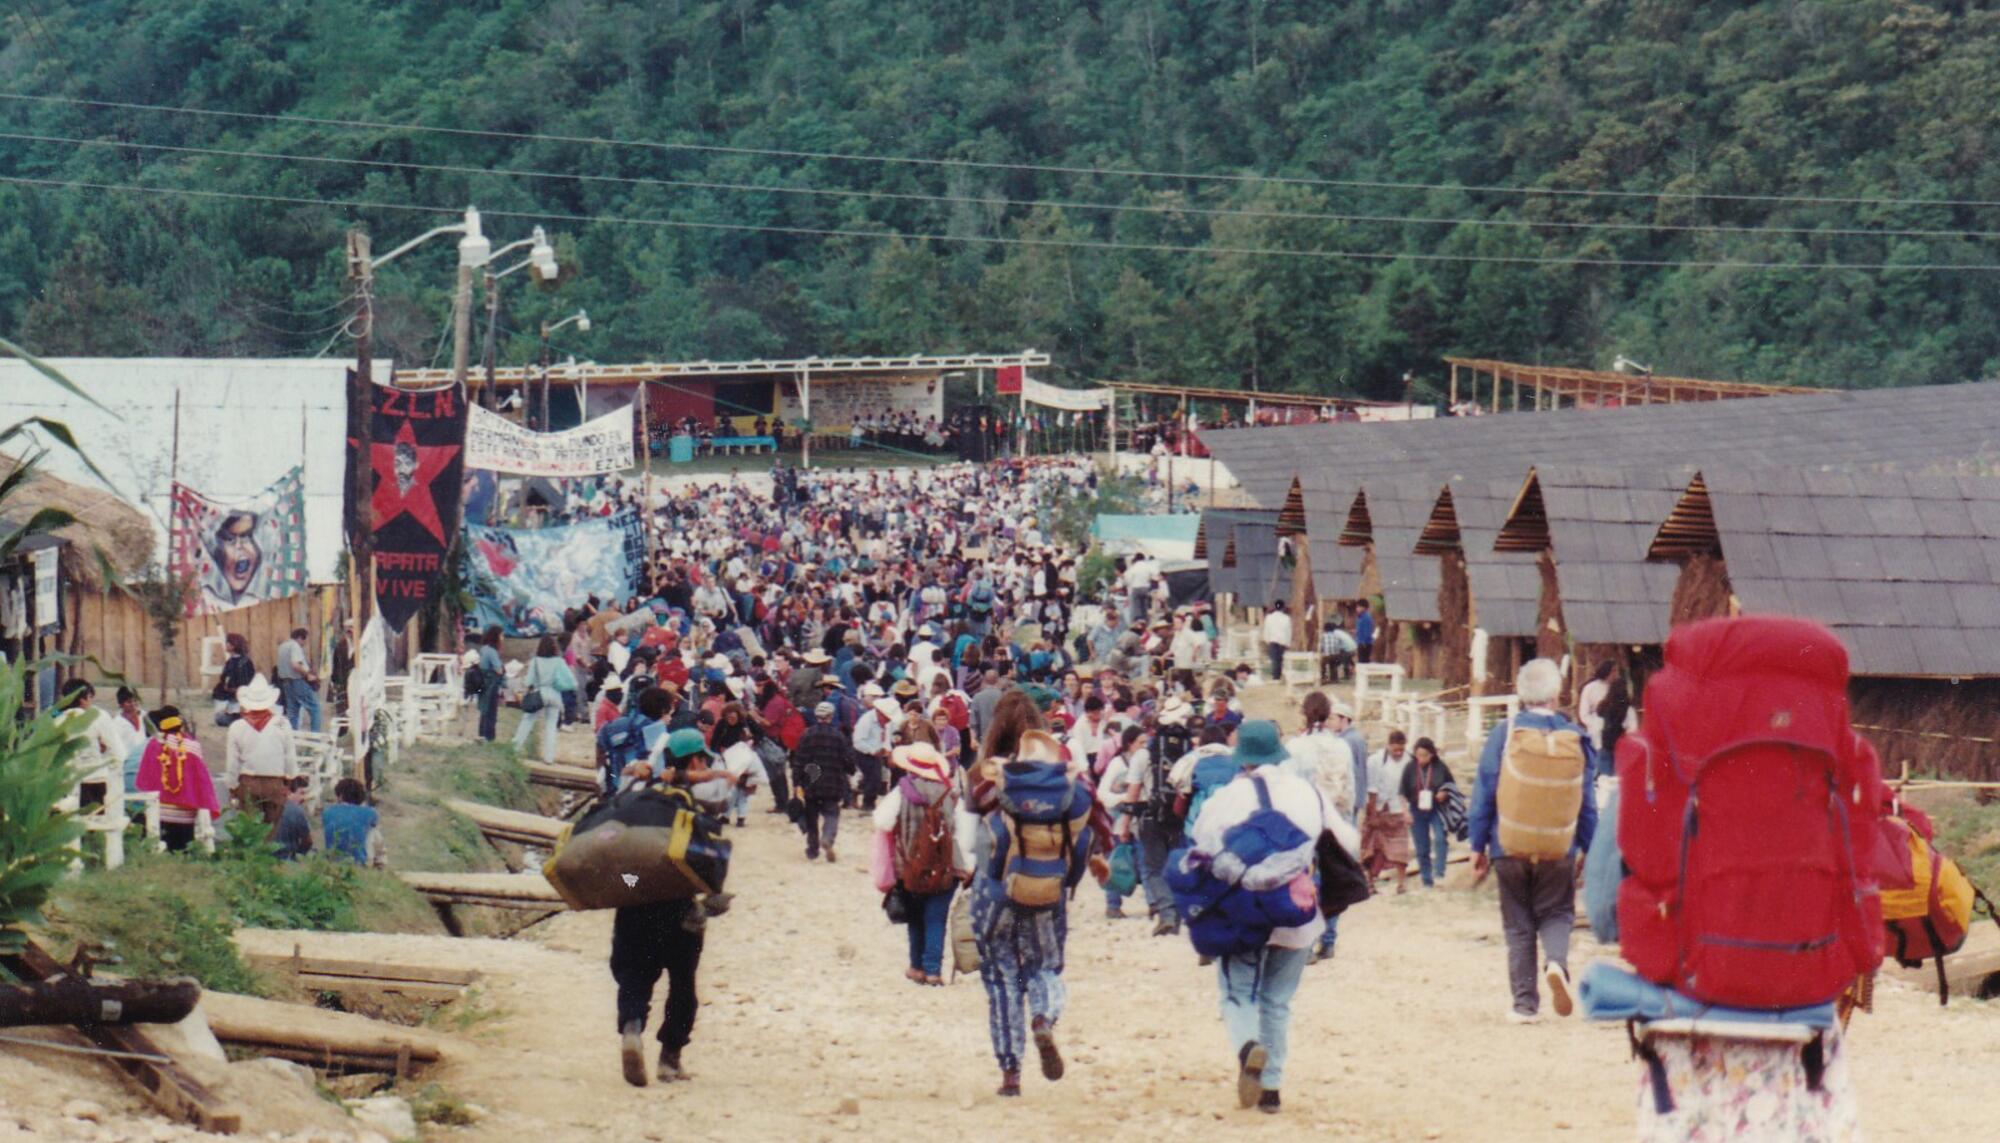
[1136,816,1180,923]
[478,679,501,740]
[1217,944,1311,1091]
[905,888,955,976]
[728,784,752,822]
[512,691,560,762]
[1412,808,1449,886]
[281,678,321,732]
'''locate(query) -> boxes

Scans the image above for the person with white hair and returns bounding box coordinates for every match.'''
[1467,658,1598,1024]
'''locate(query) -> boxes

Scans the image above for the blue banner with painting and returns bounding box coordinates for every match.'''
[463,512,645,636]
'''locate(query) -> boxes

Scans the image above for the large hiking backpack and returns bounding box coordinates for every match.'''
[1143,726,1193,823]
[1617,615,1884,1009]
[1496,717,1589,859]
[1167,774,1319,956]
[1878,799,1990,1003]
[899,792,958,896]
[968,580,996,616]
[992,762,1081,910]
[543,784,731,910]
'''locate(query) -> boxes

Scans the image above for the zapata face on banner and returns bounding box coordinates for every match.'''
[170,468,308,615]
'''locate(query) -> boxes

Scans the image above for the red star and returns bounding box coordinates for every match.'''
[371,420,459,543]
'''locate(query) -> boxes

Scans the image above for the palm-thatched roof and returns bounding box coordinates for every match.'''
[1,454,154,588]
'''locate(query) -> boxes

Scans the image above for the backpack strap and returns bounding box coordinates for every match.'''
[1252,774,1274,813]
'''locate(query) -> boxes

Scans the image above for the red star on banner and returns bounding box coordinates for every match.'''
[371,420,459,543]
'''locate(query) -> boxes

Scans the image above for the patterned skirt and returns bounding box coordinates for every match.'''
[1359,804,1413,869]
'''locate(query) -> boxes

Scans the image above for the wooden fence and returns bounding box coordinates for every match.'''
[70,585,340,697]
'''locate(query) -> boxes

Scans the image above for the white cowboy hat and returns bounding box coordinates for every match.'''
[236,673,281,712]
[459,650,481,669]
[802,648,832,666]
[872,698,904,722]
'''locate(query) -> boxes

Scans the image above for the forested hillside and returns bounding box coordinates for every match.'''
[3,0,2000,395]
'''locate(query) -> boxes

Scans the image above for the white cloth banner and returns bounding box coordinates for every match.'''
[1023,375,1113,412]
[465,403,636,476]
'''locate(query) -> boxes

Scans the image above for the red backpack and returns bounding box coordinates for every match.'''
[1616,615,1885,1009]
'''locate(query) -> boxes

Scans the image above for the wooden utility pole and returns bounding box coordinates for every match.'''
[344,230,376,629]
[164,389,181,705]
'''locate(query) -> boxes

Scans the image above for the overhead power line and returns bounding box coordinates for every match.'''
[2,172,1996,272]
[5,90,2000,211]
[3,129,1995,242]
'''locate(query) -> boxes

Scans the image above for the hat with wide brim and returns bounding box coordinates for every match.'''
[889,742,951,784]
[1159,696,1193,726]
[872,698,904,723]
[236,673,281,712]
[817,675,844,688]
[802,649,832,666]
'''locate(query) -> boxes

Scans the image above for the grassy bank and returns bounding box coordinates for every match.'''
[43,730,545,994]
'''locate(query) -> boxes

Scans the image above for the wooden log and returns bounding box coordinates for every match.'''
[199,992,446,1068]
[0,977,201,1028]
[246,950,478,989]
[1888,930,2000,996]
[527,762,600,792]
[398,871,564,904]
[444,799,566,846]
[0,943,240,1134]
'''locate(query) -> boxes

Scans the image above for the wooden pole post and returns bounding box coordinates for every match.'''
[164,389,182,705]
[801,368,812,470]
[1449,363,1458,410]
[344,230,376,632]
[1491,368,1500,414]
[639,379,654,553]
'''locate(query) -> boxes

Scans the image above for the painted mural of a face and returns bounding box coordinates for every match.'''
[213,512,262,599]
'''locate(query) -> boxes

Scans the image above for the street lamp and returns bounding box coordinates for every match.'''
[477,228,561,415]
[1613,354,1654,376]
[538,310,592,429]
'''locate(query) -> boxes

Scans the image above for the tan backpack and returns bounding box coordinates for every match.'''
[1495,717,1588,860]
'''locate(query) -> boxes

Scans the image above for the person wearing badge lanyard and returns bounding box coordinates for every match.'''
[1400,737,1454,890]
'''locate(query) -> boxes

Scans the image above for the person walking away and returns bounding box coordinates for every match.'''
[1576,660,1615,758]
[1134,698,1196,935]
[971,729,1095,1097]
[224,675,296,830]
[1467,658,1596,1023]
[874,743,962,985]
[1096,725,1149,919]
[476,626,505,741]
[1400,737,1454,888]
[851,697,899,811]
[1579,616,1881,1139]
[274,627,322,733]
[1353,601,1375,665]
[615,728,737,1087]
[513,636,572,764]
[1260,602,1292,682]
[791,703,855,862]
[1361,730,1415,893]
[1181,723,1335,1115]
[132,705,221,852]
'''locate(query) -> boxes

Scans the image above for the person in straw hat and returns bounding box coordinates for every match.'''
[851,696,900,812]
[223,673,296,829]
[873,742,964,986]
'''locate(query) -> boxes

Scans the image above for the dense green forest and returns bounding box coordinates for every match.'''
[3,0,2000,396]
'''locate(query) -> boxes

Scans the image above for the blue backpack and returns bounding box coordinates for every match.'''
[1184,753,1246,839]
[1168,775,1319,957]
[968,580,996,615]
[991,762,1082,910]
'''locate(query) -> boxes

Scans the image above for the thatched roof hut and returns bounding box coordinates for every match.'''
[0,455,154,588]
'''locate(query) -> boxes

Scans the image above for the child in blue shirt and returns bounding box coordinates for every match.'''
[321,778,383,866]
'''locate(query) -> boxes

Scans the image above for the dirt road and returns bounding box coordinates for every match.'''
[401,795,2000,1141]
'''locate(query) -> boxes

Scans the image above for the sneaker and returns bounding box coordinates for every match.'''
[735,817,747,827]
[1031,1016,1064,1081]
[656,1045,686,1083]
[1505,1008,1540,1025]
[1258,1090,1281,1115]
[997,1070,1022,1098]
[1151,917,1180,937]
[620,1023,648,1088]
[1545,962,1574,1018]
[1236,1041,1267,1109]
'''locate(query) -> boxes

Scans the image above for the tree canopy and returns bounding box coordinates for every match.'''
[3,0,1998,396]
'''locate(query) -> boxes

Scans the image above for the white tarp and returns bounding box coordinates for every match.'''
[1023,375,1113,412]
[0,357,389,583]
[465,402,636,477]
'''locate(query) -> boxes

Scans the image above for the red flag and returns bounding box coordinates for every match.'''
[995,365,1023,394]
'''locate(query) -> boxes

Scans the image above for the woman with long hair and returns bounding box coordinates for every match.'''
[1401,737,1456,889]
[512,634,573,763]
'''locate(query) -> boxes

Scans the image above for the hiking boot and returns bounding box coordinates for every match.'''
[997,1070,1022,1097]
[1545,962,1574,1018]
[735,817,747,827]
[620,1023,648,1088]
[1236,1041,1267,1109]
[1031,1016,1064,1081]
[1151,917,1180,937]
[1258,1090,1281,1115]
[657,1045,686,1083]
[824,848,836,864]
[1105,906,1127,920]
